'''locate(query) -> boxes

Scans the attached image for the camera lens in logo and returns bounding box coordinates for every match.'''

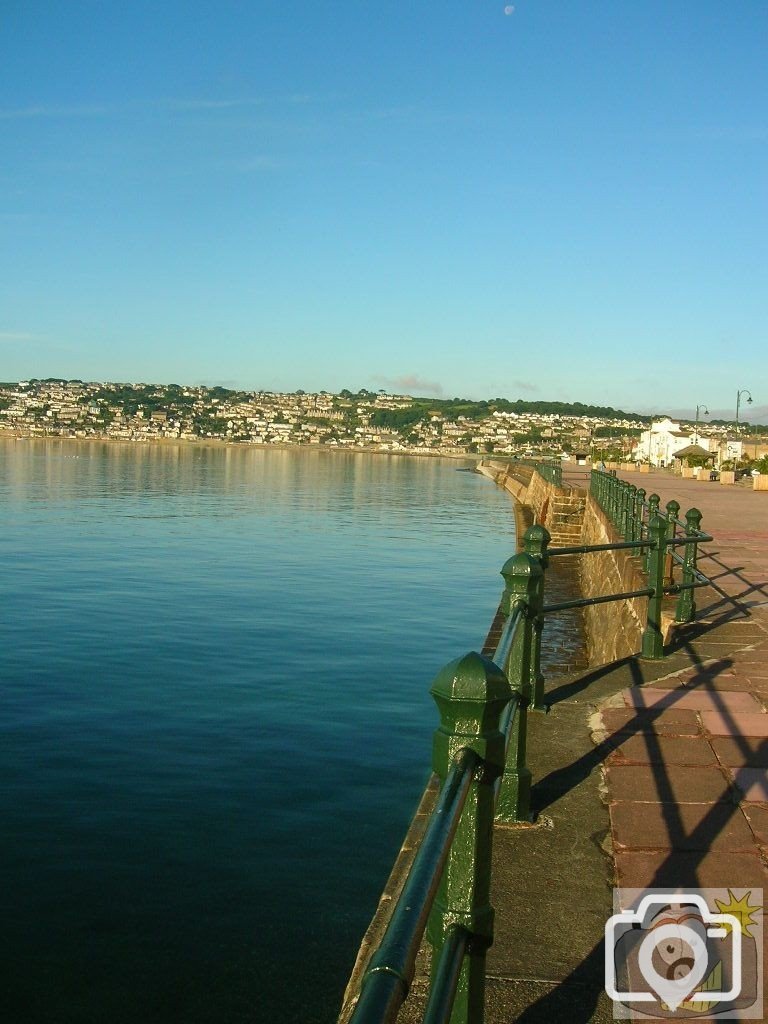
[638,921,709,1011]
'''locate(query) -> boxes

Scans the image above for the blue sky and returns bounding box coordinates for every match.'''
[2,1,767,419]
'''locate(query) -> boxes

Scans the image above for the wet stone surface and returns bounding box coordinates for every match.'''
[540,555,589,678]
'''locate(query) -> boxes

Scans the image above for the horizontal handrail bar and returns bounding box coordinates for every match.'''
[669,516,713,535]
[543,588,653,614]
[665,533,713,547]
[664,580,710,594]
[499,691,522,739]
[663,577,712,593]
[669,553,711,584]
[548,539,651,556]
[421,926,470,1024]
[348,747,479,1024]
[491,604,524,675]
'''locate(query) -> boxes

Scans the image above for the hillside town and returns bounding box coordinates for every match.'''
[1,379,766,469]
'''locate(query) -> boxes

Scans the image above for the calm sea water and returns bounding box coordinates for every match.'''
[0,439,530,1024]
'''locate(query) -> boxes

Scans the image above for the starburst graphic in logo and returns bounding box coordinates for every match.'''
[714,889,762,937]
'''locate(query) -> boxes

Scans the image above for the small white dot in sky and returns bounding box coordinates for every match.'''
[504,5,515,14]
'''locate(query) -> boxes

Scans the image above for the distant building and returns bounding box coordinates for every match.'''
[632,417,714,467]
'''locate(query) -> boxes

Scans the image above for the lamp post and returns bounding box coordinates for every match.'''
[734,388,753,469]
[693,403,708,445]
[736,389,753,433]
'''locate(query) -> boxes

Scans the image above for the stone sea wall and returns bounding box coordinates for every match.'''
[478,462,585,547]
[578,494,648,664]
[338,463,662,1021]
[480,461,672,666]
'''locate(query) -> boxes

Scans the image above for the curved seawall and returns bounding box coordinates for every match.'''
[338,463,590,1022]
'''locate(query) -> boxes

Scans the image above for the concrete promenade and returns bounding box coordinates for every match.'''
[400,467,768,1022]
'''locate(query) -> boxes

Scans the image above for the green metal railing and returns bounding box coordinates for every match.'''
[589,469,712,644]
[348,553,541,1024]
[346,470,714,1024]
[490,458,563,489]
[532,462,562,487]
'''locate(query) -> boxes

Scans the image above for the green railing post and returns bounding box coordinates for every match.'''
[664,500,680,587]
[522,524,550,712]
[626,483,637,542]
[641,513,668,660]
[635,487,646,546]
[605,472,612,522]
[675,507,703,623]
[608,473,618,527]
[427,652,511,1024]
[644,494,660,572]
[621,480,631,537]
[496,552,541,823]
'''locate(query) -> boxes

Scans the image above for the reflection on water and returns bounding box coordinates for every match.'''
[1,439,550,1024]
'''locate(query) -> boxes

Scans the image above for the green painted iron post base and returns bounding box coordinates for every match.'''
[644,494,660,572]
[427,652,511,1024]
[641,513,668,660]
[496,551,542,823]
[522,524,550,712]
[675,507,703,623]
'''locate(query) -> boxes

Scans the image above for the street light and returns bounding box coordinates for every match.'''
[736,389,753,433]
[734,388,753,469]
[693,403,708,445]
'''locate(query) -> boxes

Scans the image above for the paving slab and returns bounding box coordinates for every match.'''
[729,766,768,802]
[701,710,768,736]
[625,688,762,712]
[599,707,701,736]
[742,803,768,846]
[610,801,756,852]
[646,673,756,691]
[711,736,768,767]
[606,734,719,766]
[605,764,733,803]
[614,850,768,889]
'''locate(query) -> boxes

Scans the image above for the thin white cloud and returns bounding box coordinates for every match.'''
[374,374,444,396]
[0,104,113,120]
[159,97,266,112]
[159,94,324,113]
[0,95,319,122]
[666,405,768,425]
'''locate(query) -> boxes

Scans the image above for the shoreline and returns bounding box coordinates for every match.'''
[0,429,484,464]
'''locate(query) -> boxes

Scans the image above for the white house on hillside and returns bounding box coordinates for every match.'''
[632,417,715,467]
